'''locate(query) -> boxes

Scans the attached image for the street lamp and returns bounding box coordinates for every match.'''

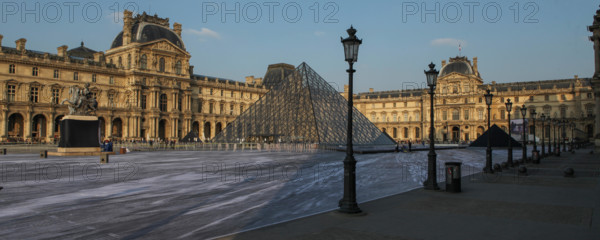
[424,62,440,190]
[562,118,567,152]
[555,119,561,156]
[531,110,539,164]
[338,25,362,214]
[484,89,494,173]
[570,122,575,152]
[505,99,514,167]
[540,114,546,157]
[548,117,553,155]
[520,105,528,162]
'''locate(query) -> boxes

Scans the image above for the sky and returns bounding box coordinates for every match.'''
[0,0,597,93]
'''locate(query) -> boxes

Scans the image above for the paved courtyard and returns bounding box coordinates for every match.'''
[0,147,525,239]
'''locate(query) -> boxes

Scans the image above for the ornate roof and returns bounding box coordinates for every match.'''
[439,56,474,77]
[110,12,184,50]
[67,42,97,59]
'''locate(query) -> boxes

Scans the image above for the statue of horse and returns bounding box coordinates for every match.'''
[61,84,97,116]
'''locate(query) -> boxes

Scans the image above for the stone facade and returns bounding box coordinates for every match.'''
[347,56,596,143]
[0,11,266,143]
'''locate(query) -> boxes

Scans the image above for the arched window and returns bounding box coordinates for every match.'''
[175,61,182,75]
[140,54,147,70]
[159,94,168,111]
[159,57,165,72]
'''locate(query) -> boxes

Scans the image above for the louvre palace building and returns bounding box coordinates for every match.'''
[0,10,596,143]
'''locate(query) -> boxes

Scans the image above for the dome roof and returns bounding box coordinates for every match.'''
[439,61,473,77]
[110,22,185,50]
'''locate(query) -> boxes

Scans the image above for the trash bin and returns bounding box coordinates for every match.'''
[445,162,462,193]
[119,147,127,154]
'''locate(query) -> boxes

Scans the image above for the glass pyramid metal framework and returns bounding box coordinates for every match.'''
[213,63,395,146]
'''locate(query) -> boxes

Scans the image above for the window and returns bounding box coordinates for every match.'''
[371,113,376,122]
[393,103,396,108]
[159,94,168,111]
[250,93,253,99]
[53,69,59,79]
[32,67,38,76]
[8,64,15,74]
[118,56,122,68]
[464,109,469,120]
[478,109,484,120]
[159,57,165,72]
[220,103,224,114]
[515,97,519,102]
[500,97,504,103]
[404,102,408,107]
[543,106,551,116]
[561,94,566,100]
[241,92,244,98]
[442,111,447,121]
[7,85,16,102]
[586,105,594,116]
[392,113,398,122]
[230,91,234,98]
[415,112,420,121]
[210,89,214,95]
[140,54,147,70]
[478,97,483,103]
[588,93,593,99]
[545,95,549,101]
[452,109,460,120]
[403,113,408,122]
[92,74,96,83]
[108,94,115,107]
[403,127,409,138]
[197,99,203,113]
[501,110,506,120]
[141,95,147,109]
[382,103,386,108]
[463,84,470,92]
[382,113,387,122]
[560,106,567,118]
[178,97,182,111]
[240,105,244,113]
[464,98,468,104]
[209,102,214,114]
[529,96,534,101]
[221,90,224,97]
[73,72,79,80]
[175,61,182,74]
[52,89,59,104]
[30,86,39,103]
[230,104,234,115]
[109,76,114,85]
[127,54,131,69]
[415,127,420,138]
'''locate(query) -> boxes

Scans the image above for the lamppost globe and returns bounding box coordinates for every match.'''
[338,25,362,214]
[425,62,438,88]
[341,26,362,63]
[520,105,527,119]
[505,99,513,112]
[484,90,493,106]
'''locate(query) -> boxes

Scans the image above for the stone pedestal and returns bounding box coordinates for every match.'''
[51,115,101,156]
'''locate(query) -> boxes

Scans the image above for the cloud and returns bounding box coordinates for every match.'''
[314,31,326,37]
[185,28,222,41]
[430,38,466,47]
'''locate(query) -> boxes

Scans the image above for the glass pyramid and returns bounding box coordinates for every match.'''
[213,62,395,146]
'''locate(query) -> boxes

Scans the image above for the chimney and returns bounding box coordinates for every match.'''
[245,76,255,84]
[472,57,478,74]
[15,38,26,52]
[369,88,374,92]
[57,45,68,57]
[254,77,263,85]
[93,51,105,63]
[173,22,182,37]
[123,10,133,45]
[441,60,446,67]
